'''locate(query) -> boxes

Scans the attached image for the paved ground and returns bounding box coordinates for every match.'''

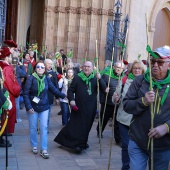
[0,105,122,170]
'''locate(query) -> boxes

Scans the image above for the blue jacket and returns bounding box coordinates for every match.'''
[23,74,65,112]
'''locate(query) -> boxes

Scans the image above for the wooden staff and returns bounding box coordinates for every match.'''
[145,13,154,170]
[85,49,87,62]
[107,104,117,170]
[101,48,114,129]
[96,40,102,155]
[108,27,129,170]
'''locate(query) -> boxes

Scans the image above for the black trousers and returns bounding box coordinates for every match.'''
[96,103,121,143]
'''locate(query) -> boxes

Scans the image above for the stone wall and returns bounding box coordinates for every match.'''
[42,0,115,66]
[28,0,170,66]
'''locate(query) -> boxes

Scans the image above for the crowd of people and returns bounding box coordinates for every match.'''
[0,39,170,169]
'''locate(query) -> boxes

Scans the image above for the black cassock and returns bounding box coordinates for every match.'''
[54,74,106,150]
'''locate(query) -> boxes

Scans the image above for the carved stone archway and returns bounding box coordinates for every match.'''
[149,0,170,47]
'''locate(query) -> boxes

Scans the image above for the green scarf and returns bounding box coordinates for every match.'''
[78,71,94,95]
[32,72,46,96]
[128,73,135,80]
[100,66,110,76]
[104,68,124,79]
[144,69,170,105]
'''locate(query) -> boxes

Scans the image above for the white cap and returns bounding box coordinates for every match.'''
[153,46,170,59]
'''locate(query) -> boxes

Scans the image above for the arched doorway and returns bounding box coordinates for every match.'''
[153,8,170,49]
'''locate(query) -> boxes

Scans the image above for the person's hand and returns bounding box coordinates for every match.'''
[56,99,60,105]
[61,75,65,79]
[113,93,120,103]
[96,72,101,79]
[28,108,34,114]
[148,124,168,139]
[70,100,76,106]
[144,90,155,105]
[105,87,109,93]
[18,62,23,66]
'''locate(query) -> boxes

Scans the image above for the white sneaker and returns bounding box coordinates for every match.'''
[32,147,38,154]
[16,118,22,123]
[40,150,49,159]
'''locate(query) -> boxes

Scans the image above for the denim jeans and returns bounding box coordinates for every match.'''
[27,109,49,150]
[60,102,70,125]
[15,96,20,119]
[119,122,130,170]
[47,105,52,127]
[128,139,170,170]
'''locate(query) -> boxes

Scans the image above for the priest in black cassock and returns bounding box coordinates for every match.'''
[54,61,107,153]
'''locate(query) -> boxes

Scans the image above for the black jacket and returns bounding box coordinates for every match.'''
[100,73,120,105]
[45,70,59,105]
[123,75,170,151]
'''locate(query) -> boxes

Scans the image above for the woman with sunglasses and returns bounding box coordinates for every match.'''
[23,61,66,159]
[113,60,146,170]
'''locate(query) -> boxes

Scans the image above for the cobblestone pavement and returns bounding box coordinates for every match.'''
[2,104,165,170]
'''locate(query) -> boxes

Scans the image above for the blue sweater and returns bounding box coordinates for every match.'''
[23,75,65,112]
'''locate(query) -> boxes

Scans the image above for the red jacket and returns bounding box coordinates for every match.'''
[0,61,21,133]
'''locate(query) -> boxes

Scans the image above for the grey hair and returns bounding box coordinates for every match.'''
[44,58,52,64]
[114,60,125,68]
[105,60,111,67]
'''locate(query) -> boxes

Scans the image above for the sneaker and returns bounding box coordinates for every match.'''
[40,150,49,159]
[32,147,38,154]
[16,118,22,123]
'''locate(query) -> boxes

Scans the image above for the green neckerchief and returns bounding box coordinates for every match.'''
[144,69,170,105]
[128,73,135,80]
[0,91,9,114]
[100,66,110,76]
[104,67,124,79]
[32,72,46,96]
[78,71,94,95]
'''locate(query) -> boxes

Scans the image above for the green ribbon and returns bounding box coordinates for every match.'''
[144,69,170,105]
[32,72,46,96]
[78,71,94,95]
[138,54,141,60]
[128,73,135,80]
[146,45,159,59]
[104,67,124,79]
[117,42,126,53]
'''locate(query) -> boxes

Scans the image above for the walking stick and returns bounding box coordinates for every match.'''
[107,28,128,170]
[107,104,117,170]
[101,47,114,132]
[5,110,9,170]
[145,13,154,170]
[95,40,102,155]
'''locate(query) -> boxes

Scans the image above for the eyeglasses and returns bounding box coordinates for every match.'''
[150,59,169,66]
[133,67,141,70]
[115,66,123,69]
[36,65,45,69]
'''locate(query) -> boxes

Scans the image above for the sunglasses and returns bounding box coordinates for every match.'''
[150,59,169,66]
[36,65,45,69]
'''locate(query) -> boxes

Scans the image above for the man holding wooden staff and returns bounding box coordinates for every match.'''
[123,46,170,170]
[54,61,107,153]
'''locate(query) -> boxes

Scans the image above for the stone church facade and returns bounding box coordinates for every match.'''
[2,0,170,66]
